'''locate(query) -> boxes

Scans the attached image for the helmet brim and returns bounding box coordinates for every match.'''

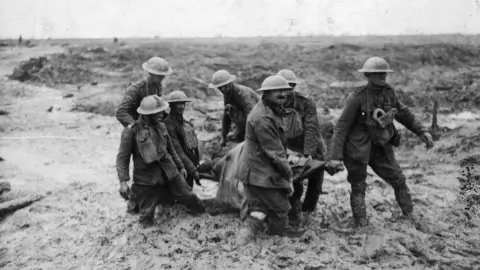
[137,103,170,115]
[167,99,192,103]
[357,69,394,73]
[142,63,173,76]
[256,87,292,92]
[208,75,236,89]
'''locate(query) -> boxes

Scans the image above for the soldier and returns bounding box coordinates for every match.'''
[116,95,206,227]
[116,57,173,127]
[116,57,173,214]
[164,91,201,188]
[328,57,434,228]
[208,70,260,146]
[235,75,305,246]
[276,69,329,227]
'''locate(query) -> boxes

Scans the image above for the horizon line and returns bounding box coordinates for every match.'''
[1,33,479,41]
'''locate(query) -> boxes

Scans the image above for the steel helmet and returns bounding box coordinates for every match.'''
[142,57,173,76]
[257,75,292,92]
[137,95,170,115]
[208,70,236,89]
[358,57,394,73]
[165,90,191,103]
[276,69,298,84]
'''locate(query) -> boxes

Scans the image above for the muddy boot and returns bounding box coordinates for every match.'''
[268,215,305,238]
[126,189,139,214]
[288,199,303,228]
[179,195,206,215]
[350,188,368,228]
[126,198,139,214]
[138,212,154,228]
[236,216,264,246]
[284,223,306,238]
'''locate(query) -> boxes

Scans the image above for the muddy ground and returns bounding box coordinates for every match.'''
[1,37,480,270]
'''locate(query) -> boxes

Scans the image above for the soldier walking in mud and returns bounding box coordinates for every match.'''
[277,69,329,227]
[115,56,173,214]
[328,57,434,228]
[208,70,260,146]
[235,75,305,246]
[116,95,206,227]
[116,57,173,127]
[164,91,202,188]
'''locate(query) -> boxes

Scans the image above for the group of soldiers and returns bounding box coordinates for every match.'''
[115,55,435,245]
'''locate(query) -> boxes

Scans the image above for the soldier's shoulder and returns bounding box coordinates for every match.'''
[353,85,368,95]
[294,91,309,98]
[127,78,147,92]
[348,85,367,97]
[121,122,136,137]
[237,84,255,93]
[247,102,264,118]
[127,122,136,129]
[294,91,314,102]
[384,83,397,94]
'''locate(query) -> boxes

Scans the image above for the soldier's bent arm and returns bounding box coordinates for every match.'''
[303,97,326,157]
[238,91,257,116]
[166,133,185,171]
[393,92,425,135]
[221,113,232,140]
[116,88,141,127]
[116,127,134,182]
[167,126,197,174]
[330,94,362,160]
[255,118,293,179]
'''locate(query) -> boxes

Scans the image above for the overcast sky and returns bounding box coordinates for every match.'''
[1,0,479,38]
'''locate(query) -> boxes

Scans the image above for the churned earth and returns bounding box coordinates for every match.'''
[1,38,480,270]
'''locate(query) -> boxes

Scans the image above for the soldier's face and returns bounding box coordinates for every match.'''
[148,73,165,84]
[217,83,231,95]
[286,83,296,98]
[171,102,186,114]
[365,72,387,87]
[151,111,167,123]
[264,89,292,106]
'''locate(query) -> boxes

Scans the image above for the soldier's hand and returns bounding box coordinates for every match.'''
[287,179,295,197]
[180,168,188,179]
[220,138,227,147]
[119,182,130,201]
[325,160,344,176]
[288,155,300,165]
[420,132,434,149]
[194,171,202,186]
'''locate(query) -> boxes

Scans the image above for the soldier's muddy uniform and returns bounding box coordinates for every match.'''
[284,92,328,221]
[116,78,163,127]
[164,111,200,188]
[221,84,260,143]
[236,98,293,234]
[116,117,205,225]
[330,83,426,225]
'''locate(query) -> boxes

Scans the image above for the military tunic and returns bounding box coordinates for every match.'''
[283,91,328,214]
[236,99,293,218]
[116,117,205,223]
[164,111,200,187]
[330,83,426,221]
[222,83,260,142]
[284,92,327,158]
[116,78,163,127]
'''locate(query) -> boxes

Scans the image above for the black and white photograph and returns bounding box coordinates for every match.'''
[1,0,479,269]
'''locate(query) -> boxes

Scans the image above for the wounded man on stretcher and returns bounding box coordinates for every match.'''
[197,141,341,219]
